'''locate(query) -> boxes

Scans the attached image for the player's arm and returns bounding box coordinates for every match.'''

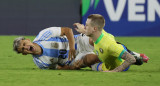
[61,27,75,61]
[109,51,136,72]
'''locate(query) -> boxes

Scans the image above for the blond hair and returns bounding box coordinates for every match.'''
[88,14,105,31]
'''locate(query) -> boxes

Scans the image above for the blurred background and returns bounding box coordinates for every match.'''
[0,0,160,36]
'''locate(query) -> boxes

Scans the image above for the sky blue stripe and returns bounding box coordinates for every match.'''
[35,58,44,69]
[33,57,50,69]
[39,31,51,40]
[47,37,68,42]
[74,34,80,38]
[41,31,51,40]
[42,48,69,58]
[39,31,50,40]
[33,58,43,69]
[34,41,69,58]
[41,60,50,67]
[45,34,81,42]
[42,31,52,40]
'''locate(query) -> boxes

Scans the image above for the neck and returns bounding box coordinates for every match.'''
[33,43,42,55]
[90,30,102,42]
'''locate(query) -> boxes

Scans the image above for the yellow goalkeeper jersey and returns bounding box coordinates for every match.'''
[94,31,126,71]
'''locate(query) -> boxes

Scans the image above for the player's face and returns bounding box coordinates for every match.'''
[17,39,36,55]
[85,19,95,37]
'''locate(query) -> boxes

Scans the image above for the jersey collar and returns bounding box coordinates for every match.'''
[94,32,104,44]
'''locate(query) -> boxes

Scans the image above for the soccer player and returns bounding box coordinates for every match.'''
[13,27,97,70]
[13,26,147,70]
[73,14,149,72]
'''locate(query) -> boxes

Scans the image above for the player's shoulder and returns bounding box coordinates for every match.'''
[38,27,61,36]
[42,27,61,31]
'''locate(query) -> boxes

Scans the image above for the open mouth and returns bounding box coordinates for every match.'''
[29,46,35,52]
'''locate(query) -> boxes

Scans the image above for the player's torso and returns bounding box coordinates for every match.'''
[37,37,69,58]
[33,37,70,69]
[94,33,124,70]
[94,34,111,63]
[76,34,94,53]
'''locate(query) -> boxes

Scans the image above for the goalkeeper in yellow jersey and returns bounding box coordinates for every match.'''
[73,14,149,72]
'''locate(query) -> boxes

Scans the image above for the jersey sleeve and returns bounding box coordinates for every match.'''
[33,57,58,70]
[33,27,61,42]
[108,42,126,61]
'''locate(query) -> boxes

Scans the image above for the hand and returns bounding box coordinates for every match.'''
[73,23,86,34]
[68,48,76,61]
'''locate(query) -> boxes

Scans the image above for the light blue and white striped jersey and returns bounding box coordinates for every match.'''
[32,27,79,69]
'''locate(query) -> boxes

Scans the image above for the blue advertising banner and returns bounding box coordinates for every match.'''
[82,0,160,36]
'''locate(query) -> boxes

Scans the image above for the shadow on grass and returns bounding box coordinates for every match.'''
[1,67,159,73]
[127,69,160,73]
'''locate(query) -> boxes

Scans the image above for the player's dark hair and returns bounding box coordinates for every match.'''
[13,37,25,53]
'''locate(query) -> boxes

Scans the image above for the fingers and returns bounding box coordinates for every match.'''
[73,23,82,29]
[74,27,79,32]
[68,50,76,61]
[73,23,80,26]
[73,23,80,32]
[73,23,80,30]
[68,50,71,61]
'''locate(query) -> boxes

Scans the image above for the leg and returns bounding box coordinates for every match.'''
[117,42,149,65]
[83,54,101,67]
[72,53,101,68]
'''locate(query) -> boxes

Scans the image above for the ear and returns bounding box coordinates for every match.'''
[93,26,98,32]
[26,39,31,41]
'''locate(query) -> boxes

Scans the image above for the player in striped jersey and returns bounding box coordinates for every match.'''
[13,27,96,70]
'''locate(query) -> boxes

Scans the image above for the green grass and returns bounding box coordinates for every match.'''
[0,36,160,86]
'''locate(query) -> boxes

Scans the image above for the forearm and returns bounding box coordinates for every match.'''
[112,61,131,72]
[63,28,75,49]
[112,51,136,72]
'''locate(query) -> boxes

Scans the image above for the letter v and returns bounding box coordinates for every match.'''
[104,0,126,21]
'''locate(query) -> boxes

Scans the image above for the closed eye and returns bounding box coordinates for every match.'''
[23,43,25,46]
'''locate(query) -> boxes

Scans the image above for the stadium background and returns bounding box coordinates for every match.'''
[0,0,159,36]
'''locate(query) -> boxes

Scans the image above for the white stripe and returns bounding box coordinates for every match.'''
[38,56,58,64]
[40,41,69,50]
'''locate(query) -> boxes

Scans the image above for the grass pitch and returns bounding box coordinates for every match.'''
[0,36,160,86]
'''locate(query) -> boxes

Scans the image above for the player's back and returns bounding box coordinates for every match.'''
[31,27,72,69]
